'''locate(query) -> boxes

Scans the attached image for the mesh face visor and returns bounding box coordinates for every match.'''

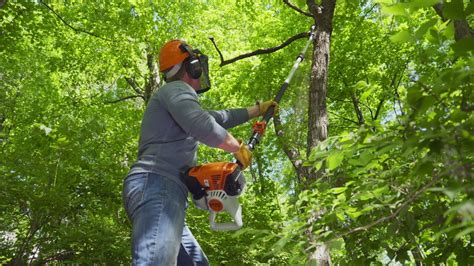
[194,49,211,94]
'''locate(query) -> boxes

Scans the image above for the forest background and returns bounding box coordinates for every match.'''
[1,0,473,265]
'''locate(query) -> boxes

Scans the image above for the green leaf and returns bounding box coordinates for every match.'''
[335,210,345,221]
[454,226,474,240]
[451,37,474,56]
[358,150,373,165]
[390,30,415,43]
[327,152,344,170]
[358,192,374,201]
[443,0,465,19]
[360,86,374,102]
[313,160,323,171]
[331,186,347,194]
[415,19,437,39]
[408,0,441,9]
[327,238,344,249]
[381,4,408,16]
[372,186,389,197]
[346,207,362,220]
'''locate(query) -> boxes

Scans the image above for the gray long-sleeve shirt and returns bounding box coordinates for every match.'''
[128,81,249,182]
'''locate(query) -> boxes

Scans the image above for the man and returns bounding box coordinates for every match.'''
[122,39,276,265]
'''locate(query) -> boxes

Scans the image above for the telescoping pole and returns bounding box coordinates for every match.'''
[247,25,316,150]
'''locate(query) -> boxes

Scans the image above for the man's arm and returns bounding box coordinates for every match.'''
[217,132,240,152]
[207,108,250,129]
[219,132,252,169]
[162,85,230,148]
[246,105,259,118]
[207,103,263,129]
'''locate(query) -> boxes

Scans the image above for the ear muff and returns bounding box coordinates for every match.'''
[180,44,202,79]
[185,57,203,79]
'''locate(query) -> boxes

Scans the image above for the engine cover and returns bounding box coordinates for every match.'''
[185,162,246,199]
[183,162,246,231]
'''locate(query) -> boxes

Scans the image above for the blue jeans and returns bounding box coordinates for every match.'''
[122,172,209,266]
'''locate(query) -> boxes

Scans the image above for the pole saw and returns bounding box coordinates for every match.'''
[182,26,316,231]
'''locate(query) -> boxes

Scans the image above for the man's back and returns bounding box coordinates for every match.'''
[129,80,228,180]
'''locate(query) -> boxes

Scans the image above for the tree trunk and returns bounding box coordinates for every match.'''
[306,0,336,265]
[307,27,330,157]
[144,48,160,104]
[433,3,474,41]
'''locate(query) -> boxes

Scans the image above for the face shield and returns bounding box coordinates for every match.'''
[192,49,211,94]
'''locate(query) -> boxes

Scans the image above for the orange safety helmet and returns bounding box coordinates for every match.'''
[159,40,191,72]
[159,39,212,93]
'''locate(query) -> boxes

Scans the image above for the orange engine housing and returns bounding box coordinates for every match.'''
[187,162,239,191]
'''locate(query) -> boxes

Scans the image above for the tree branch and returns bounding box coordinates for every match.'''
[125,77,143,96]
[336,70,364,125]
[373,98,385,121]
[143,48,160,103]
[328,110,359,125]
[274,113,305,183]
[209,37,224,64]
[336,170,446,239]
[210,32,310,67]
[38,251,75,264]
[283,0,313,17]
[350,93,365,125]
[433,3,447,22]
[306,0,321,17]
[39,0,113,42]
[105,95,143,104]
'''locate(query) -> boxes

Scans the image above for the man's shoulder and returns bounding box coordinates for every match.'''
[159,81,195,96]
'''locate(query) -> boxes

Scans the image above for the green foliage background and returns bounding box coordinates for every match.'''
[1,0,472,265]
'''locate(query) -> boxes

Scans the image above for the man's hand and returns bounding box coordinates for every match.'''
[233,141,252,170]
[258,100,279,116]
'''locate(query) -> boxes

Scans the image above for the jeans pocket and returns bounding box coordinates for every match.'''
[123,173,149,220]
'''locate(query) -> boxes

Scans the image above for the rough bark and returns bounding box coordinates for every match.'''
[144,48,160,103]
[305,0,336,265]
[307,28,330,157]
[121,48,160,105]
[306,0,335,157]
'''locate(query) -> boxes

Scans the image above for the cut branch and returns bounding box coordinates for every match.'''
[283,0,313,17]
[39,1,114,42]
[210,32,310,66]
[209,37,224,64]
